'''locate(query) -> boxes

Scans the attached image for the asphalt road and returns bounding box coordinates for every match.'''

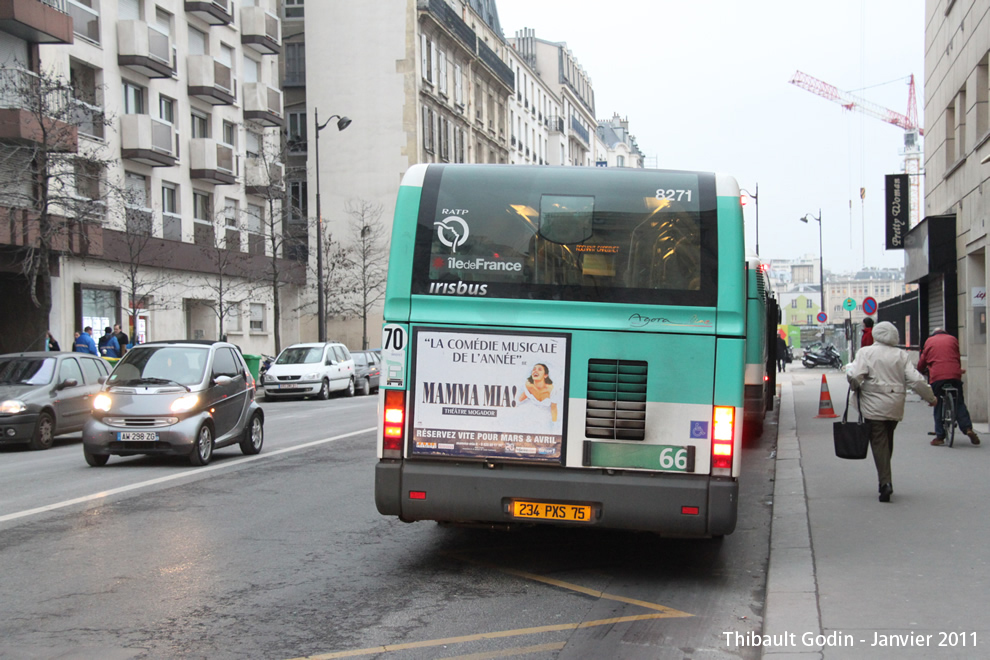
[0,390,777,659]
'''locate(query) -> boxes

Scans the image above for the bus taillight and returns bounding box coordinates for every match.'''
[383,389,405,458]
[712,406,735,470]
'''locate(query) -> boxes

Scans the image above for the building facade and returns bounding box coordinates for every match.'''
[922,0,990,419]
[0,0,303,355]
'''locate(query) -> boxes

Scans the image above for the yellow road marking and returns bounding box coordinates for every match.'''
[290,613,675,659]
[449,553,692,617]
[441,641,567,659]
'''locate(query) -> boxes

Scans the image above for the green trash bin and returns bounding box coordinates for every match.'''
[242,354,261,381]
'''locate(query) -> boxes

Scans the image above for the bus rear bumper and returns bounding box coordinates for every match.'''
[375,460,737,537]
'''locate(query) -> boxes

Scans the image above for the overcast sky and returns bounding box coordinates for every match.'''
[494,0,926,275]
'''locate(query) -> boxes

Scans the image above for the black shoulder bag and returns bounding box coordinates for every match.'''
[833,387,870,460]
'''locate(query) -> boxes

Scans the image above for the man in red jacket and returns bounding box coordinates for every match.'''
[917,328,980,446]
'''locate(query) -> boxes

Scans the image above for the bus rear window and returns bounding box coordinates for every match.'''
[412,165,718,306]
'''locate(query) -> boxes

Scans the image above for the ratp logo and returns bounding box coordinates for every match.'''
[434,216,469,253]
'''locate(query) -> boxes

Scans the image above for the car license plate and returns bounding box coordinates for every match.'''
[117,431,159,442]
[511,500,593,522]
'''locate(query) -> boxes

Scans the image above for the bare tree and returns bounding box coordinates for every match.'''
[339,200,389,349]
[198,209,258,339]
[298,222,351,333]
[0,64,115,350]
[103,191,177,344]
[247,127,294,353]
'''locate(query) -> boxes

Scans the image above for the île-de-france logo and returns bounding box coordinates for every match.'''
[434,216,469,253]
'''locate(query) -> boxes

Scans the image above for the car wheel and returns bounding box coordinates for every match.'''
[344,377,355,397]
[358,378,371,396]
[189,424,214,466]
[317,378,330,400]
[240,413,264,455]
[29,411,55,450]
[83,447,109,467]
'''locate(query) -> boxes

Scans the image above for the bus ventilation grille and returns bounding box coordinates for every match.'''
[585,359,647,440]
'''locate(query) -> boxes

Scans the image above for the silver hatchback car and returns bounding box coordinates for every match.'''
[83,340,264,467]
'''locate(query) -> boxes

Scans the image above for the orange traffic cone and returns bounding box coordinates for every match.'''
[815,374,839,418]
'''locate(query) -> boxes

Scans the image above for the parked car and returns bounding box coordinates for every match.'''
[261,342,355,400]
[351,349,381,396]
[82,340,264,467]
[0,352,111,450]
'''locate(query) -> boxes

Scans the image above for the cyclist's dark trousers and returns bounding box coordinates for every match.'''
[866,419,897,486]
[777,358,785,373]
[932,379,973,437]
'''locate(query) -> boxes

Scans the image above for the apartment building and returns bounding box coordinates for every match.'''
[596,113,644,168]
[0,0,301,355]
[921,0,990,418]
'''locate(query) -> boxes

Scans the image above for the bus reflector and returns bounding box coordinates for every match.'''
[712,406,735,470]
[681,506,699,515]
[409,491,426,500]
[383,390,405,454]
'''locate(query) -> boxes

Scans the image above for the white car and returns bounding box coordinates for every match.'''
[261,342,355,400]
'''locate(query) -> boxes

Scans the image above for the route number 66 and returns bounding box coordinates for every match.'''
[659,447,688,471]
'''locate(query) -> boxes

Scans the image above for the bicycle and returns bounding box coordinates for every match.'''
[932,383,959,447]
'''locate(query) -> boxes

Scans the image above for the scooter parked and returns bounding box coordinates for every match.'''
[259,354,275,380]
[802,343,842,369]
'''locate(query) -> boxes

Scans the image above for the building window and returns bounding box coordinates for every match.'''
[193,191,214,246]
[250,303,265,332]
[283,0,304,20]
[437,49,447,96]
[288,111,307,152]
[224,197,240,252]
[74,160,102,200]
[191,111,209,138]
[228,301,242,333]
[421,35,435,84]
[285,42,305,85]
[78,286,120,333]
[122,81,145,114]
[422,106,435,155]
[222,120,236,148]
[454,63,463,107]
[162,182,180,241]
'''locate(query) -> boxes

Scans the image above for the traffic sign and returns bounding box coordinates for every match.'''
[817,312,827,323]
[862,296,877,315]
[843,297,857,312]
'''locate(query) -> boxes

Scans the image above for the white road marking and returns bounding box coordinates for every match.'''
[0,427,375,524]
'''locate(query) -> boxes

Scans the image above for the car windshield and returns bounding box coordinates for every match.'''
[108,346,208,386]
[276,347,324,364]
[0,358,55,385]
[353,353,368,367]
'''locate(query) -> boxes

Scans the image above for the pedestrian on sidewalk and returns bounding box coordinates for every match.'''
[917,327,980,446]
[776,334,788,373]
[73,327,98,356]
[845,321,937,502]
[860,317,874,348]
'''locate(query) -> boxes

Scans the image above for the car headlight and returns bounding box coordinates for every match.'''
[93,394,112,412]
[0,399,27,414]
[304,372,320,380]
[170,394,200,413]
[263,374,274,383]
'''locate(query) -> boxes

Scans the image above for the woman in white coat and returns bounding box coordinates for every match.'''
[845,321,937,502]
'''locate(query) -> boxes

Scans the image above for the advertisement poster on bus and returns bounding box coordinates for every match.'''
[411,328,569,462]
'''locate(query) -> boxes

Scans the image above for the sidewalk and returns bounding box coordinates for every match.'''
[762,369,990,659]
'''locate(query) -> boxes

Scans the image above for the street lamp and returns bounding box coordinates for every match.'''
[740,183,759,254]
[314,109,352,343]
[800,209,824,319]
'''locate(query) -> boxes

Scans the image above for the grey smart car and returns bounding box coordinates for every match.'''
[82,340,264,467]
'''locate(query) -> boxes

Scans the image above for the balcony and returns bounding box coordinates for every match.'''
[0,207,102,256]
[189,138,235,184]
[117,21,172,78]
[240,6,279,55]
[65,0,98,44]
[184,0,231,26]
[245,157,283,196]
[570,116,589,147]
[0,0,73,44]
[120,114,176,167]
[69,97,104,140]
[0,67,77,151]
[243,82,281,126]
[187,54,233,105]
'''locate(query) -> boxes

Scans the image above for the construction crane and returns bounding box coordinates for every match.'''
[789,70,922,230]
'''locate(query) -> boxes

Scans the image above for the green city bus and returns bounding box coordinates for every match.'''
[376,164,748,536]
